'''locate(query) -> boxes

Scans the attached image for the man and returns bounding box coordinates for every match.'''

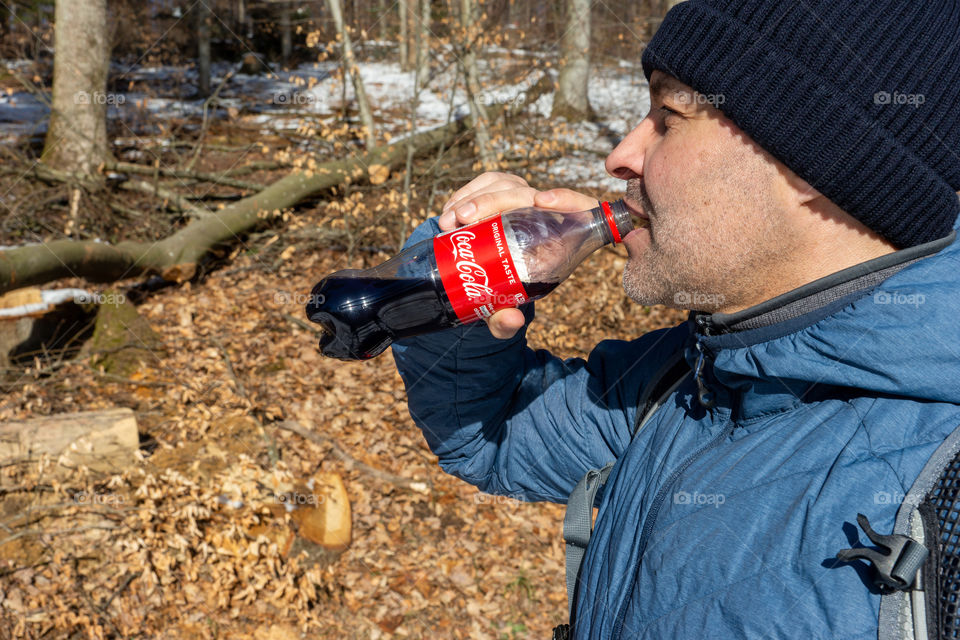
[392,0,960,637]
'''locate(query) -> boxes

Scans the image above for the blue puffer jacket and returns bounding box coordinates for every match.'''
[392,214,960,639]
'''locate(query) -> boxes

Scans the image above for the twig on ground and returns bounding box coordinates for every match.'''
[106,161,264,192]
[116,179,209,219]
[0,524,118,547]
[276,420,430,493]
[211,335,246,398]
[101,569,142,612]
[211,335,279,465]
[281,312,321,335]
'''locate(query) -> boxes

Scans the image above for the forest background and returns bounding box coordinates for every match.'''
[0,1,685,637]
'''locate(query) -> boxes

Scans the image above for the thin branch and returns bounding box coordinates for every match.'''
[276,420,430,493]
[116,179,210,219]
[211,336,246,398]
[185,71,235,172]
[281,312,322,335]
[105,161,264,192]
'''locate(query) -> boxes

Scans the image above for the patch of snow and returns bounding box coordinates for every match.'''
[541,67,651,190]
[0,50,653,194]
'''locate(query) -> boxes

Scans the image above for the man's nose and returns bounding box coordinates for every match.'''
[605,118,654,181]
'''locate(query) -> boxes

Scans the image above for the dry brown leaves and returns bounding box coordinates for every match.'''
[0,188,684,639]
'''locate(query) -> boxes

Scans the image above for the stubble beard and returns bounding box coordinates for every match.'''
[621,179,691,308]
[620,177,787,313]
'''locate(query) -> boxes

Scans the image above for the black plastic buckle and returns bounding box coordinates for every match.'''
[836,513,929,593]
[551,623,570,640]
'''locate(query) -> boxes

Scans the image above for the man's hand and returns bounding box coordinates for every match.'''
[438,172,597,340]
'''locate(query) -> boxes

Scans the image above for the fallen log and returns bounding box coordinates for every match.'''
[0,407,139,472]
[0,75,553,294]
[0,119,469,293]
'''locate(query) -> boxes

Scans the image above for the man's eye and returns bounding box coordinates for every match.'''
[659,105,680,117]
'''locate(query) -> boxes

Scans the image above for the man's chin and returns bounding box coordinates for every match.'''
[621,262,664,307]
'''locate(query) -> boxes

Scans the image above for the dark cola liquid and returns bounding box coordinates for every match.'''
[306,273,559,360]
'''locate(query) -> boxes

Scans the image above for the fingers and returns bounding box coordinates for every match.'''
[443,172,529,213]
[438,172,533,231]
[534,188,601,212]
[438,186,540,230]
[486,307,526,340]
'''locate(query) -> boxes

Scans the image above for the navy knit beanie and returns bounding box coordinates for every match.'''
[642,0,960,248]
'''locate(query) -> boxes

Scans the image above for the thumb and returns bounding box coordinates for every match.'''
[486,308,526,340]
[534,188,600,212]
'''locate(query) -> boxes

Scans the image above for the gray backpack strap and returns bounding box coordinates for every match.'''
[564,461,615,617]
[878,421,960,640]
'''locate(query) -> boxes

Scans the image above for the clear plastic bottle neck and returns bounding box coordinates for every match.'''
[591,199,633,245]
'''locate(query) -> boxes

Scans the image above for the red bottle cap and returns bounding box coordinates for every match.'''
[601,201,623,243]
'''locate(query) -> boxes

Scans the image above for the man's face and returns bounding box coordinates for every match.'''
[606,71,796,313]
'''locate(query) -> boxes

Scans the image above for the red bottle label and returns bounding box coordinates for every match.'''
[433,215,529,323]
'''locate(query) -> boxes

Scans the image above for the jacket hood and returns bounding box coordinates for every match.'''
[692,216,960,410]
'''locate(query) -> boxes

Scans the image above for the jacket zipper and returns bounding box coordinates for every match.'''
[694,338,716,409]
[611,335,732,640]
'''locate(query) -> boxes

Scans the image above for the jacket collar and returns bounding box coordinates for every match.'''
[682,230,957,422]
[692,231,956,338]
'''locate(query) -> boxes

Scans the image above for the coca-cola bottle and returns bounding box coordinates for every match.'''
[306,200,634,360]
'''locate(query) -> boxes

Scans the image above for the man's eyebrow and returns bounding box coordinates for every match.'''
[649,76,687,102]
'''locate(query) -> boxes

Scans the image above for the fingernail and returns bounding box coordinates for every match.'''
[539,191,556,203]
[457,202,477,219]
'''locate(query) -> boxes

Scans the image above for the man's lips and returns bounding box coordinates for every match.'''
[623,198,650,229]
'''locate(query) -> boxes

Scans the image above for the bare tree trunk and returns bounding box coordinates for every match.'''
[551,0,593,121]
[279,0,293,63]
[406,0,418,68]
[377,0,388,40]
[41,0,111,178]
[458,0,494,169]
[398,0,410,71]
[240,0,254,38]
[197,1,212,97]
[416,0,430,88]
[325,0,377,148]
